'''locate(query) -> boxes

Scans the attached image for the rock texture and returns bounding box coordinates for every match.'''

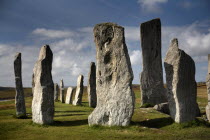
[73,75,84,106]
[14,52,26,117]
[153,102,169,115]
[87,62,97,108]
[32,45,54,124]
[54,83,59,101]
[88,23,135,126]
[206,54,210,121]
[32,74,35,96]
[60,79,65,103]
[65,87,74,104]
[164,38,200,123]
[140,18,167,106]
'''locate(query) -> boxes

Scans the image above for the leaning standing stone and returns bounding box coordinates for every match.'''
[54,83,59,101]
[88,23,135,126]
[206,54,210,121]
[87,62,97,108]
[164,38,200,123]
[32,45,54,124]
[65,87,74,104]
[60,79,65,103]
[73,75,84,106]
[140,18,167,106]
[14,52,26,118]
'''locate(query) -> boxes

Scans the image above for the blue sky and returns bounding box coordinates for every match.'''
[0,0,210,87]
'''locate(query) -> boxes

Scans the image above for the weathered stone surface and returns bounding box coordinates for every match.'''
[60,79,65,103]
[32,74,34,96]
[164,38,200,123]
[65,87,74,104]
[54,83,59,101]
[206,54,210,121]
[73,75,84,106]
[140,18,167,106]
[88,23,135,126]
[87,62,97,108]
[14,52,26,117]
[32,45,54,124]
[153,102,169,115]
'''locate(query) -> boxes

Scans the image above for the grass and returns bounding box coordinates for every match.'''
[0,85,210,140]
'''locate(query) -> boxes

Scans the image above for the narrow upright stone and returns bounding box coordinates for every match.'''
[60,79,65,103]
[32,45,54,124]
[140,18,167,106]
[54,83,59,101]
[65,87,74,104]
[14,52,26,117]
[73,75,84,106]
[87,62,97,108]
[164,38,200,123]
[88,23,135,126]
[206,54,210,121]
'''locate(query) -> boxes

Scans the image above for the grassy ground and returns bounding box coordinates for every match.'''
[0,85,210,140]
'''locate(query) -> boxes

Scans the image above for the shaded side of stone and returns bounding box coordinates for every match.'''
[87,62,97,108]
[60,79,65,103]
[54,83,59,101]
[140,18,167,106]
[73,75,84,106]
[153,102,169,115]
[88,23,135,126]
[32,45,54,124]
[14,52,26,117]
[164,38,200,123]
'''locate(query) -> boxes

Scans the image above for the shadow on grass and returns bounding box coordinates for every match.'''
[52,119,88,127]
[133,117,174,128]
[55,110,89,113]
[55,113,87,117]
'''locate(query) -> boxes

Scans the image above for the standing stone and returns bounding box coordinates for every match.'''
[73,75,84,106]
[65,87,74,104]
[14,52,26,117]
[88,23,135,126]
[54,83,59,101]
[140,18,167,106]
[32,45,54,124]
[206,54,210,121]
[164,38,200,123]
[60,79,65,103]
[87,62,97,108]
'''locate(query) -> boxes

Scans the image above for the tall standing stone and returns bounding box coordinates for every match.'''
[164,38,200,123]
[60,79,65,103]
[206,54,210,121]
[73,75,84,106]
[88,23,135,126]
[54,83,59,101]
[87,62,97,108]
[14,52,26,117]
[65,87,74,104]
[32,45,54,124]
[140,18,167,106]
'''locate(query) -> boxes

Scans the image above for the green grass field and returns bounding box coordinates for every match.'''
[0,85,210,140]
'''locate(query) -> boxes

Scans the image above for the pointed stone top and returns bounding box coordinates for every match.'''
[15,52,21,60]
[38,45,52,60]
[170,38,179,48]
[60,79,64,87]
[90,62,95,66]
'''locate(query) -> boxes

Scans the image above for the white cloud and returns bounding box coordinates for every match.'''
[32,28,77,39]
[130,50,142,66]
[137,0,168,13]
[180,1,193,9]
